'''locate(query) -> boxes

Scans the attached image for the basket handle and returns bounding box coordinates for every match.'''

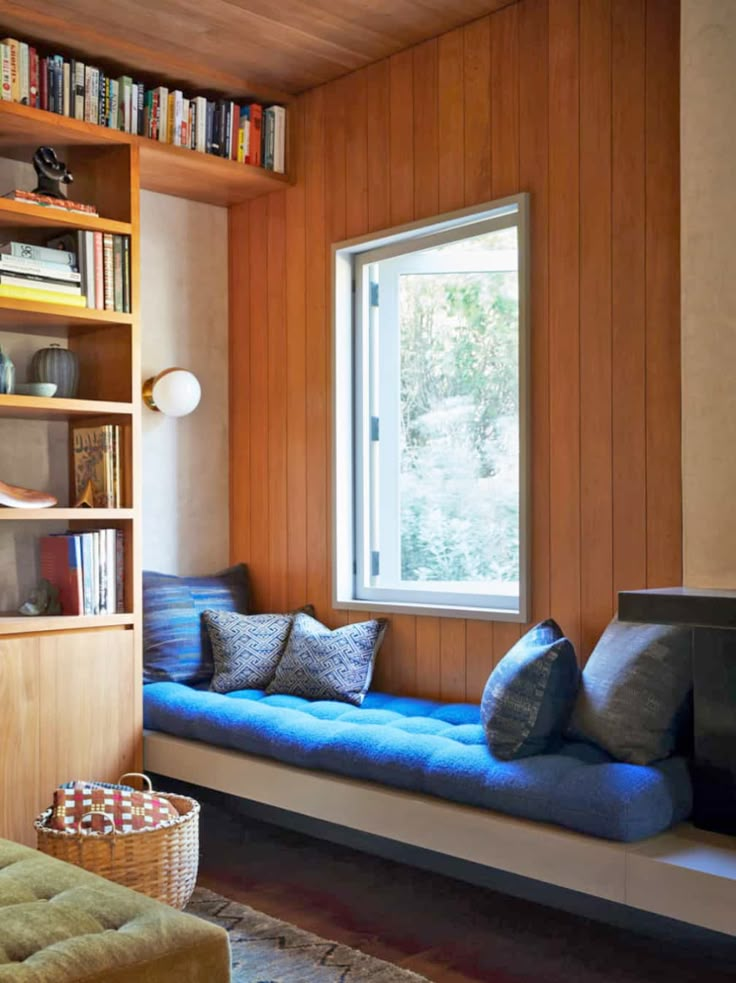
[77,811,116,835]
[118,772,153,792]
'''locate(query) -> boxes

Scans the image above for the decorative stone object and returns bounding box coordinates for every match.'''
[31,343,79,398]
[0,346,14,394]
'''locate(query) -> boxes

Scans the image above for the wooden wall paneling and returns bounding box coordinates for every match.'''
[366,60,391,234]
[304,86,330,620]
[248,195,270,613]
[267,192,289,613]
[382,47,417,693]
[547,0,581,652]
[440,619,467,702]
[39,630,137,794]
[229,204,251,567]
[579,0,613,657]
[488,1,523,665]
[230,0,682,688]
[413,39,439,222]
[611,0,647,600]
[438,28,465,214]
[463,18,492,207]
[285,100,309,611]
[0,638,40,846]
[644,0,682,588]
[519,0,550,631]
[325,76,349,627]
[389,48,415,228]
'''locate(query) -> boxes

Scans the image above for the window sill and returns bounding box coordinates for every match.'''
[333,597,527,622]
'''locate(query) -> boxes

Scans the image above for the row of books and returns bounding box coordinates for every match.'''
[73,424,125,508]
[0,234,130,311]
[0,37,287,173]
[40,530,125,616]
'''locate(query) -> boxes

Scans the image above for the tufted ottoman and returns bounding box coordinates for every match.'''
[0,839,230,982]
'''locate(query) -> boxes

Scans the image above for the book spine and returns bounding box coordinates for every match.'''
[181,96,189,149]
[205,101,214,154]
[103,233,114,310]
[195,96,207,152]
[0,273,80,294]
[40,535,82,616]
[29,47,39,108]
[98,528,108,615]
[273,105,286,174]
[105,426,115,508]
[84,231,95,309]
[106,529,116,614]
[0,257,80,280]
[0,284,86,306]
[93,232,104,309]
[250,104,263,166]
[1,45,11,101]
[54,55,63,114]
[80,533,93,615]
[115,529,125,614]
[158,86,169,142]
[109,78,119,129]
[18,42,28,104]
[137,84,144,135]
[113,235,123,312]
[91,67,99,124]
[40,56,48,111]
[62,59,70,116]
[84,65,92,121]
[91,532,100,615]
[5,40,19,102]
[73,60,84,119]
[122,236,130,314]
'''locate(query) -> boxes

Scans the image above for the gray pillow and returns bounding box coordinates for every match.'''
[204,610,295,693]
[566,618,692,764]
[267,612,387,705]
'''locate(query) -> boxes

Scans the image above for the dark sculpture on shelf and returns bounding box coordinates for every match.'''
[32,146,74,200]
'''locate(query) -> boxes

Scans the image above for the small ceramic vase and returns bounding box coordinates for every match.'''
[0,346,14,394]
[30,343,79,398]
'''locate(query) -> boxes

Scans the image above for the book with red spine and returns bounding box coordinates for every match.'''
[40,534,83,615]
[248,104,262,166]
[39,55,48,110]
[29,47,39,108]
[102,232,114,310]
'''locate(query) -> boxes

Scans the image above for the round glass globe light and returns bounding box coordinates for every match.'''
[152,369,201,417]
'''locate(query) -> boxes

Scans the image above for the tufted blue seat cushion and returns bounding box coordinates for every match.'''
[143,684,692,843]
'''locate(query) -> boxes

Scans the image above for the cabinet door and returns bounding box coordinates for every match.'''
[39,629,139,793]
[0,637,41,845]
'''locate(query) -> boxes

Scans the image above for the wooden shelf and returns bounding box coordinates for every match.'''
[0,296,133,329]
[0,100,290,207]
[0,198,131,235]
[0,394,133,420]
[0,613,135,636]
[0,508,134,521]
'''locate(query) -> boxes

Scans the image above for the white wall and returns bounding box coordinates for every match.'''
[140,191,229,576]
[681,0,736,587]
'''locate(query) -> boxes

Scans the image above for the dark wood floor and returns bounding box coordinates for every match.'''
[171,781,736,983]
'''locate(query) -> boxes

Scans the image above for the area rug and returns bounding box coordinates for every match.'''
[186,887,430,983]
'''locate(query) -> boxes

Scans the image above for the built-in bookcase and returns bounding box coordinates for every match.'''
[0,89,288,844]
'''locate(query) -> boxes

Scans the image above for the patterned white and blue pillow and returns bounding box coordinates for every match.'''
[481,619,580,760]
[266,613,388,705]
[204,609,298,693]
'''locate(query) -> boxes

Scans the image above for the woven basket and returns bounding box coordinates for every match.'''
[35,773,199,910]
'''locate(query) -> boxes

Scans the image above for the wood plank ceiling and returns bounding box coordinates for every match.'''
[0,0,518,100]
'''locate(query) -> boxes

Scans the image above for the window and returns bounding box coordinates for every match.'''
[333,195,529,620]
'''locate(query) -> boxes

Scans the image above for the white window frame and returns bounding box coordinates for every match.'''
[333,194,530,622]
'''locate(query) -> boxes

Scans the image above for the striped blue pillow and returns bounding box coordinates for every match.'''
[143,564,250,684]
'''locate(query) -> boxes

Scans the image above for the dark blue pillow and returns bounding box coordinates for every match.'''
[481,619,579,760]
[143,564,249,684]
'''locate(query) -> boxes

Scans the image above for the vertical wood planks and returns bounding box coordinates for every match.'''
[579,0,613,657]
[548,0,581,652]
[645,0,681,589]
[611,0,647,601]
[229,0,682,691]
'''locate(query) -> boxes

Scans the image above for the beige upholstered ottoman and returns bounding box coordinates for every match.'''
[0,839,230,982]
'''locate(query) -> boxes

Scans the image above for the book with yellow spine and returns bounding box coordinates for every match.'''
[0,283,86,307]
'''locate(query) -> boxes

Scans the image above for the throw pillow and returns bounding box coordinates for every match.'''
[143,564,250,684]
[480,619,579,760]
[205,608,307,693]
[266,612,388,705]
[566,618,693,765]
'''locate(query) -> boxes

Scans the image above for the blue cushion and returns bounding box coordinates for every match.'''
[143,564,249,684]
[481,620,580,760]
[204,610,294,693]
[267,613,387,705]
[143,683,693,842]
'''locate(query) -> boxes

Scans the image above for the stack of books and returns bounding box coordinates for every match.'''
[4,189,98,215]
[72,424,125,507]
[0,36,287,173]
[0,233,131,312]
[0,239,84,307]
[40,529,125,616]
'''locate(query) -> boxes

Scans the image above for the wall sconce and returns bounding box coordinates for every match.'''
[142,368,201,417]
